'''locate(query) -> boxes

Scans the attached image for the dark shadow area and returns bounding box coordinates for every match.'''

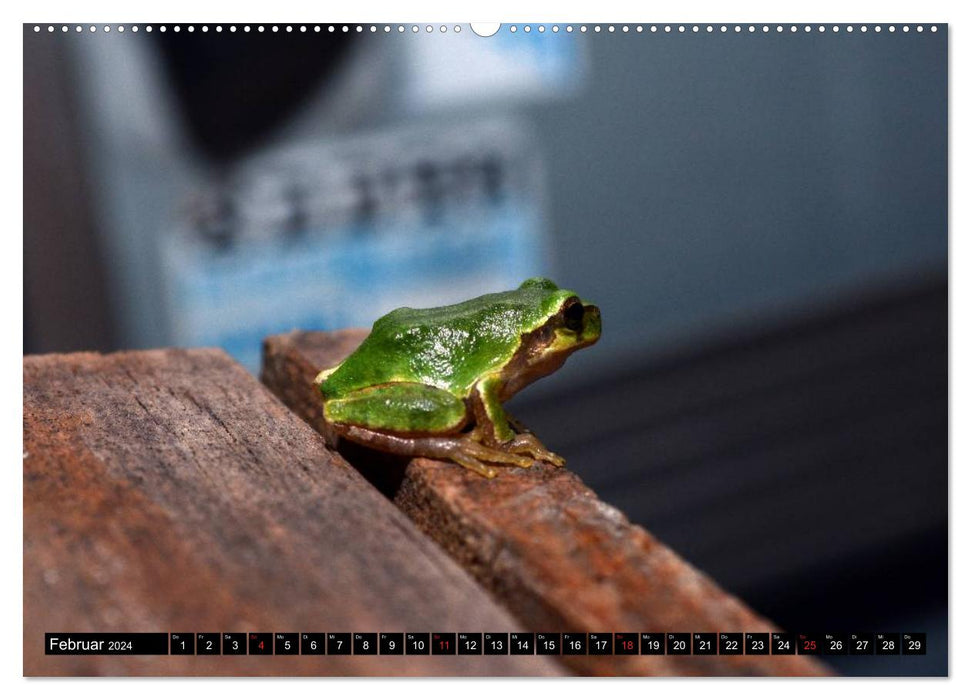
[153,27,355,162]
[512,272,948,675]
[335,441,411,501]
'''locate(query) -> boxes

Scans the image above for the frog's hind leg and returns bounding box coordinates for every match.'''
[337,425,533,479]
[323,382,531,478]
[324,382,469,435]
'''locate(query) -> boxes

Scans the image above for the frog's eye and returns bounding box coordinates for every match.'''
[563,300,584,333]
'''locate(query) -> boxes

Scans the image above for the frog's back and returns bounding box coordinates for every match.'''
[321,285,570,397]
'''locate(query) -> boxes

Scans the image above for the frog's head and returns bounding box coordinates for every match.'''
[500,278,601,398]
[519,277,601,347]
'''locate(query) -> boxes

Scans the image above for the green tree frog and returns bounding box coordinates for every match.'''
[315,277,601,478]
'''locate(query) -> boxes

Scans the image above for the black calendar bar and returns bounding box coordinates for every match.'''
[223,632,246,655]
[302,633,326,655]
[44,631,927,656]
[46,633,168,655]
[902,633,927,655]
[458,633,482,655]
[170,632,194,655]
[197,633,220,655]
[823,633,847,655]
[432,633,456,655]
[275,632,299,655]
[380,632,404,655]
[484,632,508,655]
[536,632,560,655]
[719,633,743,655]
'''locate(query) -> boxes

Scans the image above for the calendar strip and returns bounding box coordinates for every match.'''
[45,632,927,656]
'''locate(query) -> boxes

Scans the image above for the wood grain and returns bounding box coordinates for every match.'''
[24,349,561,676]
[262,330,831,676]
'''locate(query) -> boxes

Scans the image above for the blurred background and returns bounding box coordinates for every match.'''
[24,24,947,675]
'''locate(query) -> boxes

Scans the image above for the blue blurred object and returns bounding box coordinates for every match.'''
[160,121,548,371]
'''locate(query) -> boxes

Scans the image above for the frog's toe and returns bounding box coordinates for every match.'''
[449,452,499,478]
[506,434,566,467]
[452,438,534,470]
[532,450,565,467]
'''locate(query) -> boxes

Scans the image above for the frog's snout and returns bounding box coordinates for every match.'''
[582,304,602,345]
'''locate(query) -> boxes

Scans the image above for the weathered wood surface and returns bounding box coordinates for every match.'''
[24,349,561,676]
[262,330,830,676]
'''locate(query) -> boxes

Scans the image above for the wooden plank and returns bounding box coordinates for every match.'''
[24,349,561,676]
[262,330,831,676]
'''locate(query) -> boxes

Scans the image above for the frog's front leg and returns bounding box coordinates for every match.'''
[502,415,566,467]
[472,377,566,467]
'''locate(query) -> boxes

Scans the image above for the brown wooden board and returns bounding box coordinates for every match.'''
[262,330,831,676]
[24,349,561,676]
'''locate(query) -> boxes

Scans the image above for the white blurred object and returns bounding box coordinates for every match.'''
[400,29,584,111]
